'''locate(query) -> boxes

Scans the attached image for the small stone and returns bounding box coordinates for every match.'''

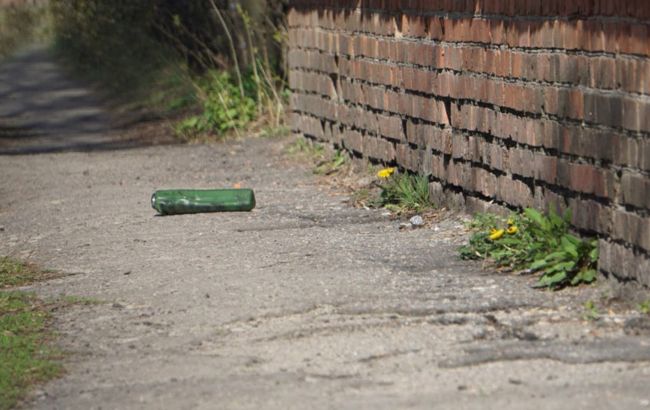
[409,215,424,226]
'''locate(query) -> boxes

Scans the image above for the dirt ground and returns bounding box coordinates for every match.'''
[1,47,650,410]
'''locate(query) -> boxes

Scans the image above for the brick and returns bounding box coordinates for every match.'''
[534,186,569,216]
[445,159,471,188]
[497,177,533,208]
[612,210,650,251]
[395,143,421,171]
[473,168,499,197]
[558,161,615,199]
[568,197,612,234]
[621,173,650,209]
[428,181,445,206]
[465,196,510,216]
[341,128,363,153]
[599,241,650,287]
[364,135,396,162]
[376,114,404,141]
[510,148,535,179]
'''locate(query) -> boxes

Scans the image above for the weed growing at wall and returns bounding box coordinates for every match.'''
[314,150,347,175]
[373,170,434,214]
[460,208,598,289]
[286,137,325,160]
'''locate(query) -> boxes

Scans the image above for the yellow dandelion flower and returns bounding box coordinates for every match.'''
[507,218,514,226]
[489,228,505,240]
[377,167,396,179]
[507,226,518,234]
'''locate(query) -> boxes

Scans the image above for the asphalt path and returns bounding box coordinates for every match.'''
[1,47,649,410]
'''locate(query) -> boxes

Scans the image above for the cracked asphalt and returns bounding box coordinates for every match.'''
[1,47,650,410]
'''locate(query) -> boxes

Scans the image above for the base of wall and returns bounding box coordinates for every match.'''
[293,131,650,290]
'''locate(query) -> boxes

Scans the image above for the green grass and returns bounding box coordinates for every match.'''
[0,257,59,289]
[0,291,62,410]
[54,295,103,306]
[257,125,291,139]
[314,149,347,175]
[374,173,434,214]
[286,137,326,161]
[583,300,600,321]
[351,187,373,208]
[0,257,80,409]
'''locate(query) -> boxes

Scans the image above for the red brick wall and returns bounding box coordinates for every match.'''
[287,0,650,286]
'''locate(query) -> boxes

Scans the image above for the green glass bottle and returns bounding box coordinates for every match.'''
[151,189,256,215]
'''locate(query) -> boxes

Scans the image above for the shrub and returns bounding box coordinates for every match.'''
[176,70,259,137]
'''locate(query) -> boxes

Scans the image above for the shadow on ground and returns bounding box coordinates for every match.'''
[0,46,174,155]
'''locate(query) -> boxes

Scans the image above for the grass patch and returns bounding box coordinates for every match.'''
[286,138,350,176]
[285,142,435,215]
[373,170,434,214]
[286,138,326,161]
[314,149,347,175]
[0,291,62,410]
[583,300,600,321]
[459,208,599,289]
[0,257,60,289]
[52,295,103,307]
[0,257,97,409]
[257,125,291,139]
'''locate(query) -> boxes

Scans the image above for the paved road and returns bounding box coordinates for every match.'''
[1,48,650,410]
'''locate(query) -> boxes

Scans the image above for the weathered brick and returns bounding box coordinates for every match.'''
[612,210,650,251]
[364,135,396,162]
[568,198,612,234]
[473,168,499,197]
[395,143,420,171]
[341,128,363,153]
[497,177,533,208]
[621,173,650,209]
[558,161,616,199]
[599,240,650,287]
[428,181,445,206]
[465,196,511,216]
